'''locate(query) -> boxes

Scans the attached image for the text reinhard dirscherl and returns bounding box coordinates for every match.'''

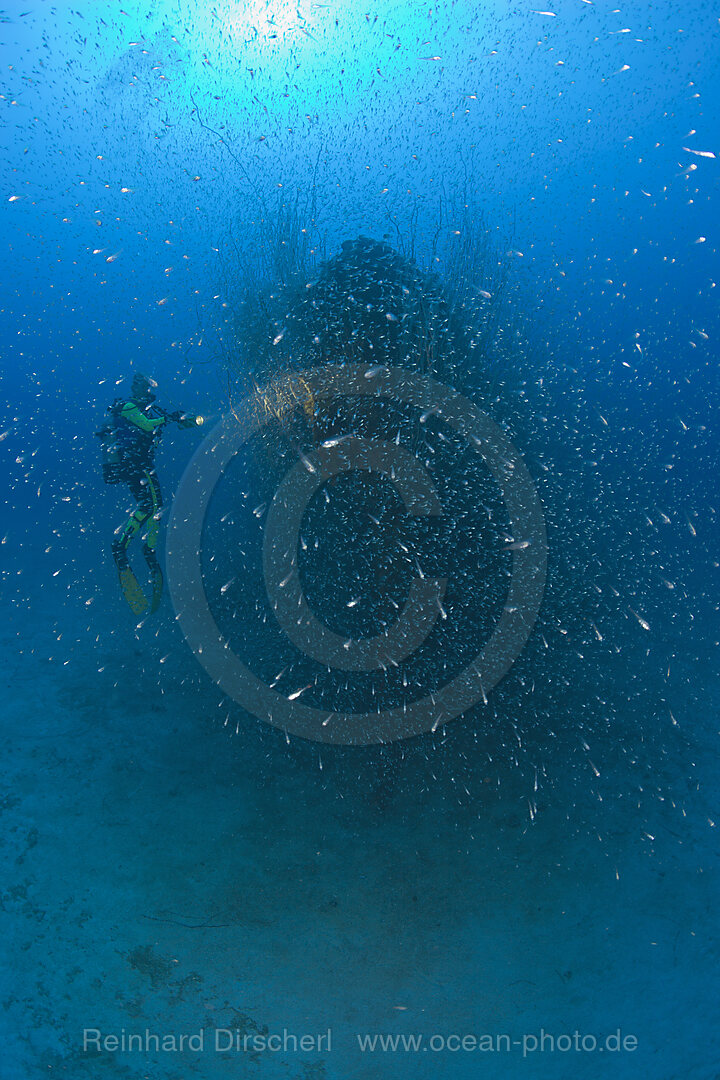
[83,1029,332,1054]
[82,1028,639,1058]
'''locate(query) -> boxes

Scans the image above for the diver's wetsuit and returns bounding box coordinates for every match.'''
[111,399,167,575]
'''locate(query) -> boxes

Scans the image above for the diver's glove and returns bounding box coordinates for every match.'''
[171,411,202,428]
[166,409,203,428]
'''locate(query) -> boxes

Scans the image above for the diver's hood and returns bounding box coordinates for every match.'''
[131,373,158,401]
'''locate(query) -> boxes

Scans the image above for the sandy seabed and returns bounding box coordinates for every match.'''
[1,572,717,1080]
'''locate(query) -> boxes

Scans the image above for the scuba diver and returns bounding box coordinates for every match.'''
[96,372,202,617]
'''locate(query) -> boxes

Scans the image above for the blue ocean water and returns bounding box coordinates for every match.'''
[1,1,718,1077]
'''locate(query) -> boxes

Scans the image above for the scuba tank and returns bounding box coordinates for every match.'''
[95,399,134,484]
[96,398,174,483]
